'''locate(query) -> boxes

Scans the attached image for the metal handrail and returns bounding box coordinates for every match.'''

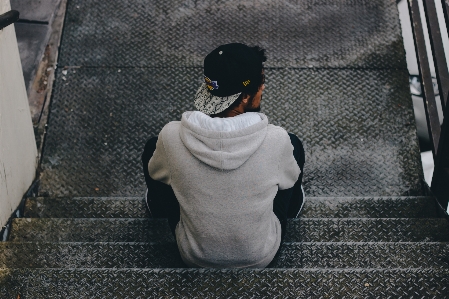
[408,0,441,153]
[423,0,449,110]
[0,10,19,30]
[408,0,449,209]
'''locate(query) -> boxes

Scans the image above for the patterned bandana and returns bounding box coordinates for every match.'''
[194,83,241,115]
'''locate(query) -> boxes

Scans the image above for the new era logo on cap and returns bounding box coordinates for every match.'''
[205,76,219,91]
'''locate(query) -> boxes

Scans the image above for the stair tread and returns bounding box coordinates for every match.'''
[1,268,448,298]
[301,196,440,218]
[24,196,441,218]
[1,241,449,269]
[24,197,150,218]
[9,218,449,242]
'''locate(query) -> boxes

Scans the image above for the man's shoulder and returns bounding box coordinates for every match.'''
[266,124,289,138]
[161,121,181,131]
[264,124,291,150]
[158,121,182,140]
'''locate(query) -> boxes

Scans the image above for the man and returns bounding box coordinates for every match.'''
[142,43,305,268]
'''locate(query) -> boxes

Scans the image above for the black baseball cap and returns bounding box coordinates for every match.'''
[194,43,264,115]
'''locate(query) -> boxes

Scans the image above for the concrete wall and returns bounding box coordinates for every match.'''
[0,0,37,228]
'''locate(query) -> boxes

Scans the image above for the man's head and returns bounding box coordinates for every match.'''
[194,43,267,116]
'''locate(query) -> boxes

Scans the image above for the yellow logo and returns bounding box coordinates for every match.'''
[205,76,219,90]
[243,80,251,86]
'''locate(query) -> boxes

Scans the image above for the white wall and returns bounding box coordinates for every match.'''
[0,0,37,228]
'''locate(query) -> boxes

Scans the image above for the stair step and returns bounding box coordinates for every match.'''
[23,196,440,218]
[0,242,184,268]
[9,218,449,242]
[1,242,448,269]
[8,218,172,242]
[1,268,448,297]
[24,197,149,218]
[301,196,440,218]
[285,218,449,242]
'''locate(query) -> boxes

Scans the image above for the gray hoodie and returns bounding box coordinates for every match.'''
[148,111,300,268]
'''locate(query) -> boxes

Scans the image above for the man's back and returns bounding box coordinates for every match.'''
[149,111,300,268]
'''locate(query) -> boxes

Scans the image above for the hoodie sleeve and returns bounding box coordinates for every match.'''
[148,134,171,185]
[278,131,301,190]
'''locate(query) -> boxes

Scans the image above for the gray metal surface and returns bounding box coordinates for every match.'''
[24,197,149,218]
[301,196,440,218]
[8,218,173,242]
[272,242,449,269]
[1,268,449,298]
[15,22,51,91]
[0,242,185,269]
[9,218,449,242]
[58,0,406,69]
[1,242,449,269]
[39,67,423,197]
[24,196,440,218]
[285,218,449,242]
[11,0,61,22]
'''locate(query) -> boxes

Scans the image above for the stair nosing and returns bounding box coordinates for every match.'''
[3,241,449,245]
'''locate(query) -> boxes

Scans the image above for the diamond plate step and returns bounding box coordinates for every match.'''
[0,242,185,269]
[23,196,441,218]
[58,0,406,69]
[301,196,440,218]
[40,67,422,198]
[8,218,172,242]
[285,218,449,242]
[9,218,449,242]
[1,268,448,298]
[24,197,149,218]
[1,242,448,269]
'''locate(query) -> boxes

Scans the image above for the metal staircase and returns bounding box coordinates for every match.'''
[1,0,449,297]
[1,196,449,297]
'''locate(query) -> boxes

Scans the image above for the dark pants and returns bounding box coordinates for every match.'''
[142,133,305,242]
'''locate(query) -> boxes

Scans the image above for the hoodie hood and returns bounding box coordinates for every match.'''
[180,111,268,170]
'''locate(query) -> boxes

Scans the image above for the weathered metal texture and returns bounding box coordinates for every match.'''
[8,218,173,242]
[9,218,449,242]
[39,67,423,197]
[24,197,149,218]
[1,268,449,298]
[57,0,406,69]
[0,242,186,269]
[301,196,440,218]
[1,241,449,269]
[408,0,441,154]
[285,218,449,242]
[273,242,449,269]
[24,196,440,218]
[10,0,61,23]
